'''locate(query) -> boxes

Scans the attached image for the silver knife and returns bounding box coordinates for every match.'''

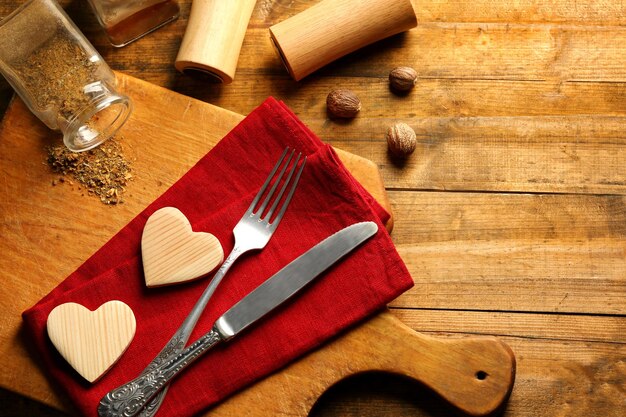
[98,221,378,417]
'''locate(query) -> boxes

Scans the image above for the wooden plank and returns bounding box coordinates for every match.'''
[413,0,626,26]
[391,309,626,344]
[394,238,626,315]
[387,191,626,315]
[250,0,626,26]
[389,191,626,245]
[319,116,626,194]
[161,77,626,119]
[234,26,626,81]
[74,24,626,84]
[5,0,626,29]
[90,83,625,196]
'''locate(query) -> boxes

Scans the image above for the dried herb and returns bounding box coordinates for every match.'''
[14,31,99,121]
[47,137,133,205]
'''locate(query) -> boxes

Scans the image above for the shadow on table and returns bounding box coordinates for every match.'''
[309,371,507,417]
[0,388,70,417]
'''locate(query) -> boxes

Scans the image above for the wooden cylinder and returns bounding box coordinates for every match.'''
[175,0,256,83]
[269,0,418,81]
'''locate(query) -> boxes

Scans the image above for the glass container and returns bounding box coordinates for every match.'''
[86,0,180,47]
[0,0,132,152]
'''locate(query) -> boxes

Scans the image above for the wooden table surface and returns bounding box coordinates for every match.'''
[1,1,625,416]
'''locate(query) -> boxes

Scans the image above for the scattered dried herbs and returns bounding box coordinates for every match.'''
[47,137,133,205]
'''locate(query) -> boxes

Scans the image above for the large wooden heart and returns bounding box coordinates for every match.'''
[141,207,224,287]
[46,301,136,383]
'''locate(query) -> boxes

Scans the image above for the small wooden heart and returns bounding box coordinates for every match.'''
[46,301,136,383]
[141,207,224,287]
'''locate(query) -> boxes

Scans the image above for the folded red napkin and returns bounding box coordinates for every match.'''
[22,97,413,417]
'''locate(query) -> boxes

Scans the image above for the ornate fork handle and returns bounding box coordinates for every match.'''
[134,331,186,417]
[136,246,245,416]
[98,329,223,417]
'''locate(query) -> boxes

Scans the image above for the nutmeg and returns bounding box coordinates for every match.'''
[389,66,418,92]
[326,89,361,118]
[386,123,416,157]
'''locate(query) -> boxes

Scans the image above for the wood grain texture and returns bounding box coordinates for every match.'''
[250,0,626,26]
[141,207,224,287]
[391,308,626,417]
[175,0,257,82]
[387,191,626,315]
[204,311,515,417]
[46,301,136,383]
[179,25,626,81]
[1,0,625,416]
[308,115,626,193]
[269,0,417,80]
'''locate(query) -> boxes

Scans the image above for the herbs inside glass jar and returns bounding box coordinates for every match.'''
[0,0,131,152]
[12,31,104,125]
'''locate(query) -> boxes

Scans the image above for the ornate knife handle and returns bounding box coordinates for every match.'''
[98,329,223,417]
[135,332,185,417]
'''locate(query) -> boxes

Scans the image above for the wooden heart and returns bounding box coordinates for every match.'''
[46,301,136,383]
[141,207,224,287]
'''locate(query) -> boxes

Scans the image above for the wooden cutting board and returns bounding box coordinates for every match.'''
[0,72,515,416]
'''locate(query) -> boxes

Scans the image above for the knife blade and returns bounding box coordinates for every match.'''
[98,221,378,417]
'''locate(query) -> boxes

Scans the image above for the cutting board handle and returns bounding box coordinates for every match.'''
[377,317,516,416]
[211,310,516,417]
[308,311,515,416]
[318,311,516,416]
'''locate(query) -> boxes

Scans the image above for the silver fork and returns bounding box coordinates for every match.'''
[137,148,305,417]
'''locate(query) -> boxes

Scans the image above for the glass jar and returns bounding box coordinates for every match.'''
[0,0,132,152]
[86,0,180,47]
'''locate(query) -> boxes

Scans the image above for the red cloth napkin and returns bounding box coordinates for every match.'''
[22,97,413,417]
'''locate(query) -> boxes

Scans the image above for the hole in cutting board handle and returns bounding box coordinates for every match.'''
[475,370,489,380]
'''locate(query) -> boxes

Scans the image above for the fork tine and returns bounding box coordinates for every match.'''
[268,155,306,228]
[264,152,303,221]
[247,147,290,213]
[255,148,295,215]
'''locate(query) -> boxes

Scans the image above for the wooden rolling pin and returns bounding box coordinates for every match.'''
[175,0,257,83]
[269,0,418,81]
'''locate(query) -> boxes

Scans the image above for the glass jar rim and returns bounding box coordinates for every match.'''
[64,92,132,152]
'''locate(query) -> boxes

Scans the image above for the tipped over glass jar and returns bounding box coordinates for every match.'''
[0,0,132,152]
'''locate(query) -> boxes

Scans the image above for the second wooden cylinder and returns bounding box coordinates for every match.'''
[269,0,418,81]
[175,0,256,83]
